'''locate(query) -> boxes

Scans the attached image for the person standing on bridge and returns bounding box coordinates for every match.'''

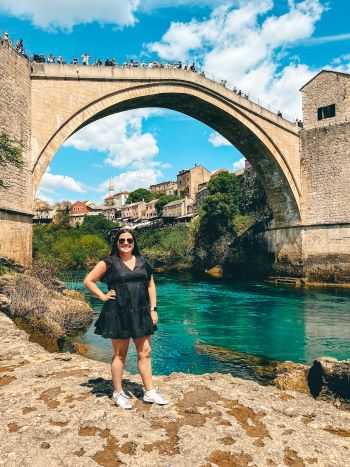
[81,52,90,65]
[83,228,169,409]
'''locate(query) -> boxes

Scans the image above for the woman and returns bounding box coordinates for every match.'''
[83,228,168,409]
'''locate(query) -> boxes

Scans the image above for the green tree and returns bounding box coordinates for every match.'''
[207,171,242,203]
[0,132,24,188]
[155,194,181,216]
[80,215,119,241]
[193,171,243,268]
[126,188,156,204]
[200,172,243,238]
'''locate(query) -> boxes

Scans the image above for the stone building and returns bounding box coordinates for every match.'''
[33,199,53,222]
[163,196,194,218]
[121,200,146,221]
[150,181,177,196]
[195,186,209,211]
[177,165,211,200]
[300,70,350,130]
[69,201,96,226]
[145,199,158,219]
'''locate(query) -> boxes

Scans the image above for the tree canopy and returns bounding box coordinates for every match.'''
[126,188,157,204]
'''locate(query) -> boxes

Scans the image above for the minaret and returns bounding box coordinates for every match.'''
[108,179,114,197]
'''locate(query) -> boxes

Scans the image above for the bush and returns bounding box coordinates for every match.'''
[232,213,255,236]
[137,224,193,268]
[33,224,109,269]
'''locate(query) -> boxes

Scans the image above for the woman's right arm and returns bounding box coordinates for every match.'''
[83,261,116,302]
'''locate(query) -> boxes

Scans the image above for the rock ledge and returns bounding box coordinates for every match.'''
[0,312,349,467]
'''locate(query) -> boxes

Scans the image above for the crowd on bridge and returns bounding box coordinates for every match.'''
[1,31,303,127]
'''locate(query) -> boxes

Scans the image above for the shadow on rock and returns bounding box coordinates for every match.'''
[81,377,144,400]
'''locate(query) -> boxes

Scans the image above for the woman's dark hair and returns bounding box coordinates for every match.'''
[110,228,141,257]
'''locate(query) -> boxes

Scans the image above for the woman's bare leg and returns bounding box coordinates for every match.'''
[111,338,130,392]
[134,336,153,391]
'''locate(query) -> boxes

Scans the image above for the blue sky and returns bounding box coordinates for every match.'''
[1,0,349,204]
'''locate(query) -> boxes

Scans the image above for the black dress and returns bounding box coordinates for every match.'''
[94,255,157,339]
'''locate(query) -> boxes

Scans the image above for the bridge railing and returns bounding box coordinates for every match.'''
[1,33,299,123]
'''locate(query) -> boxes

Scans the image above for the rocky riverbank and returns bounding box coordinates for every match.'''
[1,312,350,466]
[0,272,93,338]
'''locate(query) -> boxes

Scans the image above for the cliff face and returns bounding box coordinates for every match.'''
[237,168,272,220]
[1,312,349,466]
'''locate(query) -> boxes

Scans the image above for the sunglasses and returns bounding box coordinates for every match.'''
[118,238,134,245]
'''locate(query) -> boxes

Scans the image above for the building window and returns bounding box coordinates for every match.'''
[317,104,335,121]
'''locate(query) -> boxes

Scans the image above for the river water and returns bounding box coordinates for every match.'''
[62,271,350,381]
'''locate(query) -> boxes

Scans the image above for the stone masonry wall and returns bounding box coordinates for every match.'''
[0,41,32,264]
[301,71,350,130]
[300,122,350,225]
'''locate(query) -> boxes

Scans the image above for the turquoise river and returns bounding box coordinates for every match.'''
[63,272,350,381]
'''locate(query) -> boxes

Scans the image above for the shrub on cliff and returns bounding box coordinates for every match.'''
[137,224,192,268]
[192,172,243,268]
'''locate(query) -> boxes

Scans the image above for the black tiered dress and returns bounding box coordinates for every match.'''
[94,255,157,339]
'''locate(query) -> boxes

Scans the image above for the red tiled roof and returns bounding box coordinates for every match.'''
[211,168,228,177]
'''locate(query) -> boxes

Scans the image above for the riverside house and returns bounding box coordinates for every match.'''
[145,199,158,219]
[162,196,194,219]
[121,200,146,221]
[69,201,107,226]
[150,181,177,196]
[177,164,211,200]
[69,201,95,226]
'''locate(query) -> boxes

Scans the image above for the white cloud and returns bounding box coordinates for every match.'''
[35,191,54,205]
[147,0,325,118]
[303,32,350,45]
[208,132,231,147]
[64,109,169,196]
[329,54,350,74]
[64,109,163,169]
[39,168,85,195]
[99,168,163,193]
[0,0,140,31]
[233,157,245,171]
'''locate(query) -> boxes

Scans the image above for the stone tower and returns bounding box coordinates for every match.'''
[299,70,350,281]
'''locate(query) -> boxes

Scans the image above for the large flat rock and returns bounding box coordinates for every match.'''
[0,312,349,467]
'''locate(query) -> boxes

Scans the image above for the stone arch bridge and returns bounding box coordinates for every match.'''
[30,63,301,227]
[1,42,350,283]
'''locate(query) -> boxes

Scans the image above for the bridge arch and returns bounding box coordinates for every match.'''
[30,69,301,226]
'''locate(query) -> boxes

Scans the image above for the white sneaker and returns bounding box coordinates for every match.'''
[112,390,133,409]
[143,388,169,405]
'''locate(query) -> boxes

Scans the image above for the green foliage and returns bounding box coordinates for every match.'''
[33,223,109,268]
[193,172,244,268]
[137,224,193,267]
[201,193,239,236]
[79,215,119,241]
[199,172,243,239]
[155,194,181,216]
[126,188,157,204]
[0,132,24,188]
[207,171,242,201]
[51,235,108,267]
[231,213,255,236]
[53,211,71,230]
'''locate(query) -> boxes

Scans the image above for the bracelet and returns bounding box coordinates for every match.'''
[150,306,157,311]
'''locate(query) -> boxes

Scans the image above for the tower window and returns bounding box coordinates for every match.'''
[317,104,336,120]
